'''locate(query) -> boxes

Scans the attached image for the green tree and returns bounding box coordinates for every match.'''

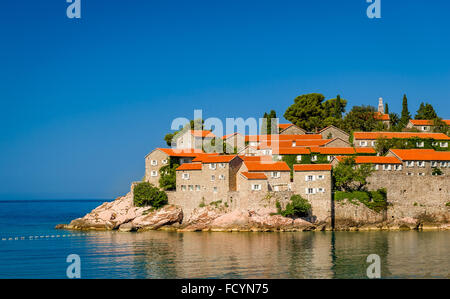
[374,137,392,155]
[263,110,277,134]
[158,163,178,191]
[432,117,449,134]
[400,94,411,128]
[332,157,374,191]
[133,182,168,208]
[384,103,389,114]
[415,102,438,120]
[280,195,312,218]
[342,105,378,133]
[389,113,401,131]
[323,95,347,119]
[284,93,326,132]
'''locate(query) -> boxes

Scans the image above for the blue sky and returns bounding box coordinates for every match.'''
[1,0,449,199]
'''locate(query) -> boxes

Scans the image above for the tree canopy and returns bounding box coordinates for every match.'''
[415,102,438,120]
[342,105,379,133]
[332,157,374,192]
[400,94,411,128]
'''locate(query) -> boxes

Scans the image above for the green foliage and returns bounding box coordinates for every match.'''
[389,113,401,131]
[384,103,389,114]
[342,105,379,133]
[374,137,449,153]
[284,93,347,132]
[133,182,168,208]
[400,94,411,128]
[445,202,450,207]
[280,195,312,218]
[432,118,449,134]
[334,189,388,212]
[158,162,178,191]
[332,157,374,191]
[432,167,443,176]
[415,102,437,120]
[263,110,277,134]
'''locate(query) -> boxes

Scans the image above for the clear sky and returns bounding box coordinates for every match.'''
[1,0,449,199]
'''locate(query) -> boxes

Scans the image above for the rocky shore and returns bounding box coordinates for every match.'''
[56,192,450,232]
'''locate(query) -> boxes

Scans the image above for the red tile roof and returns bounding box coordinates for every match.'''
[239,155,273,162]
[240,172,268,180]
[353,132,450,140]
[278,124,294,130]
[244,161,291,172]
[309,147,356,155]
[294,164,332,171]
[374,112,390,121]
[176,163,202,171]
[245,134,322,142]
[272,147,311,155]
[191,153,220,162]
[190,130,216,138]
[335,156,402,164]
[201,155,240,163]
[389,149,450,161]
[156,148,203,157]
[355,148,377,154]
[409,119,450,126]
[221,132,242,140]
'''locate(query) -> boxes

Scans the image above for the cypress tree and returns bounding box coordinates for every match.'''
[400,94,411,127]
[384,103,389,114]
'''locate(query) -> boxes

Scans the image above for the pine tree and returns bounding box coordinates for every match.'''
[335,95,343,119]
[384,103,389,115]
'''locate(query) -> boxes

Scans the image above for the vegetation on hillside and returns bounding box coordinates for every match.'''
[133,182,168,208]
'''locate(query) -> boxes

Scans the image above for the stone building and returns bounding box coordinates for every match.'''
[293,164,333,222]
[145,148,204,186]
[238,161,291,191]
[221,132,245,152]
[353,132,450,148]
[318,125,350,142]
[175,130,216,150]
[406,119,450,132]
[331,155,403,173]
[386,149,450,176]
[278,124,307,135]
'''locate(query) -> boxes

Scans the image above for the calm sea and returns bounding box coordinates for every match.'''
[0,200,448,279]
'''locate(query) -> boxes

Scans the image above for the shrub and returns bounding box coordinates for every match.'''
[334,189,387,213]
[280,195,311,218]
[133,182,168,208]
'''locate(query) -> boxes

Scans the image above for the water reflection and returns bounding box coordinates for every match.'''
[77,231,449,279]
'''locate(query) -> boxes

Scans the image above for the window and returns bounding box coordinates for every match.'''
[213,187,218,193]
[277,155,283,161]
[360,141,367,146]
[432,142,438,146]
[440,162,447,168]
[422,126,428,131]
[306,188,315,195]
[151,171,158,177]
[431,161,438,167]
[219,163,226,168]
[407,172,413,176]
[271,172,280,178]
[151,160,158,166]
[311,155,318,162]
[327,155,333,162]
[395,165,402,171]
[211,175,215,181]
[219,174,225,180]
[318,188,325,193]
[371,141,376,146]
[417,161,425,168]
[296,155,302,161]
[416,142,424,148]
[306,175,314,182]
[209,163,217,170]
[180,158,185,164]
[251,184,262,191]
[162,159,168,165]
[317,175,324,180]
[418,173,425,176]
[188,185,194,191]
[182,173,190,180]
[406,161,414,167]
[383,164,392,171]
[440,142,448,148]
[292,141,296,147]
[181,185,186,191]
[195,185,201,191]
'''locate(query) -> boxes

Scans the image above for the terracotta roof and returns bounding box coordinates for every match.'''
[294,164,332,171]
[353,132,450,140]
[156,148,203,157]
[389,149,450,161]
[374,112,390,121]
[309,147,356,155]
[191,153,220,162]
[409,119,450,126]
[245,134,322,142]
[335,156,402,164]
[318,125,349,135]
[292,139,331,147]
[278,124,294,130]
[244,161,291,172]
[190,130,216,138]
[239,155,273,162]
[272,147,311,155]
[176,163,202,171]
[240,172,268,180]
[201,155,240,163]
[355,148,377,154]
[221,132,242,140]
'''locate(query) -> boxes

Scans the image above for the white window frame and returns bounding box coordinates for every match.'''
[416,142,424,148]
[219,163,226,168]
[360,141,367,146]
[440,142,448,148]
[151,160,158,166]
[417,161,425,168]
[317,175,324,180]
[181,185,186,191]
[195,185,201,191]
[306,188,315,195]
[306,175,314,182]
[383,164,392,171]
[219,174,225,180]
[209,163,217,170]
[271,172,281,178]
[431,161,437,167]
[407,172,414,176]
[151,170,158,177]
[162,159,168,165]
[311,155,318,162]
[418,173,425,176]
[296,155,302,161]
[440,162,447,168]
[406,161,414,168]
[395,165,402,171]
[182,173,190,180]
[188,185,194,191]
[251,184,262,191]
[213,187,218,193]
[211,175,215,181]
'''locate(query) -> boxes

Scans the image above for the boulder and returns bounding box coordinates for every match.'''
[179,206,225,231]
[210,210,250,230]
[132,205,183,231]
